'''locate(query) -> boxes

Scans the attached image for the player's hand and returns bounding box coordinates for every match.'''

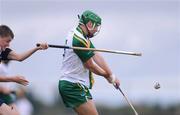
[107,74,120,89]
[36,42,48,50]
[113,77,120,89]
[12,76,29,86]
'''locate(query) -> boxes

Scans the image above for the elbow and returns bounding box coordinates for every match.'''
[18,59,24,62]
[84,63,94,70]
[84,59,95,70]
[15,56,24,62]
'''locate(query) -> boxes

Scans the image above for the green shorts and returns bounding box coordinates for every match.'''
[58,80,92,108]
[0,93,16,105]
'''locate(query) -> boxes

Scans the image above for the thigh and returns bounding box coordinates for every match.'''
[0,103,19,115]
[10,104,19,115]
[74,99,98,115]
[59,81,92,108]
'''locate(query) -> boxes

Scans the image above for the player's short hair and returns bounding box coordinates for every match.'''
[0,25,14,39]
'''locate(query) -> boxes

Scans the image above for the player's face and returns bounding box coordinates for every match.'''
[92,25,101,37]
[0,36,12,51]
[87,21,101,38]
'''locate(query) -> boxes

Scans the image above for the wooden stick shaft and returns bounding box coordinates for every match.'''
[118,87,139,115]
[71,46,141,56]
[37,44,142,56]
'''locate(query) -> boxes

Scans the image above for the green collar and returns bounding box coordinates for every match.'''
[76,26,87,39]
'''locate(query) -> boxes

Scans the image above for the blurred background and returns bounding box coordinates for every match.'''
[0,0,179,115]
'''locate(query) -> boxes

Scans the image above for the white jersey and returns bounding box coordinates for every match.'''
[60,26,95,88]
[0,63,10,88]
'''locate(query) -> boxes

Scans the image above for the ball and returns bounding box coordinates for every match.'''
[154,82,160,89]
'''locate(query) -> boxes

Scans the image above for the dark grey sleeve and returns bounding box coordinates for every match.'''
[1,48,12,60]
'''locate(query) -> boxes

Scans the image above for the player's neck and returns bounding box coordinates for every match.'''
[79,25,88,37]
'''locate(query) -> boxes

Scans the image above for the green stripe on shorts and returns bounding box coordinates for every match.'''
[58,80,92,108]
[0,93,15,104]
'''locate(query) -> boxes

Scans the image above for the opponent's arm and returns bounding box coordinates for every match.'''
[0,75,29,86]
[7,43,48,61]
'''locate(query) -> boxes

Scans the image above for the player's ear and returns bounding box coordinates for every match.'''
[86,21,92,28]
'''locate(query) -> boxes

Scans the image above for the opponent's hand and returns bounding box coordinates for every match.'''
[12,76,29,86]
[36,42,48,50]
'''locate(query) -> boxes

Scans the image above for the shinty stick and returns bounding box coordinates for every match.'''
[36,44,142,56]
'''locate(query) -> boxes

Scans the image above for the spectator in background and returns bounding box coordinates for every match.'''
[16,87,34,115]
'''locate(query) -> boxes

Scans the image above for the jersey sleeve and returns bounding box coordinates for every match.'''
[72,34,95,63]
[1,48,12,60]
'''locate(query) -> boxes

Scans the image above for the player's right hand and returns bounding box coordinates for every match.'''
[36,42,48,50]
[113,77,120,89]
[107,74,120,89]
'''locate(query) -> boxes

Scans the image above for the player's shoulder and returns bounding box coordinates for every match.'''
[73,28,85,40]
[1,48,12,54]
[73,28,89,47]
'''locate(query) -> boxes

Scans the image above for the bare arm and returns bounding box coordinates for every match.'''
[93,52,113,76]
[92,53,114,82]
[0,75,29,86]
[0,75,15,82]
[84,58,109,77]
[92,53,120,88]
[7,43,48,61]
